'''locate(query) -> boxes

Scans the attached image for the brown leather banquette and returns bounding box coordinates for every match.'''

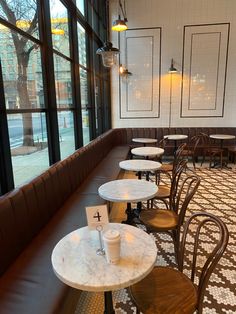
[0,127,235,314]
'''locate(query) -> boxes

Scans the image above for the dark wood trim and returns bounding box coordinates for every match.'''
[0,61,14,193]
[68,9,83,149]
[40,0,60,163]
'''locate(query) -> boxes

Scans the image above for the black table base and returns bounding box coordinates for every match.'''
[104,291,115,314]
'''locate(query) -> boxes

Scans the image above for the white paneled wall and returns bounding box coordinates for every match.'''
[109,0,236,128]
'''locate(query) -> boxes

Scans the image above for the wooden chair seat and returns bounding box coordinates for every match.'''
[159,163,173,172]
[130,266,197,314]
[140,209,178,230]
[155,185,170,198]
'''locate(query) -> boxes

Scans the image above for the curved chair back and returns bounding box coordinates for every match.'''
[178,212,229,313]
[199,132,210,146]
[173,142,187,161]
[169,159,188,209]
[174,174,200,223]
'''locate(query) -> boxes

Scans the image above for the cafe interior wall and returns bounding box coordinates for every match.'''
[109,0,236,128]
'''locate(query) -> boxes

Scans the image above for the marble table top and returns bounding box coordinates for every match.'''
[132,138,157,144]
[98,179,158,203]
[119,159,162,172]
[131,146,164,157]
[210,134,236,140]
[164,134,188,140]
[51,223,157,292]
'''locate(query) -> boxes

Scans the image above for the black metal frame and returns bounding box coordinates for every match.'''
[0,0,111,194]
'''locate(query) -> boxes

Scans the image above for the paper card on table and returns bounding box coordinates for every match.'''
[86,205,109,230]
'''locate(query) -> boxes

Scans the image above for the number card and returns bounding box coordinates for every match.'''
[86,205,109,230]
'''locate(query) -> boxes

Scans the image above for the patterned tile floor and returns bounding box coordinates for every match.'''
[75,165,236,314]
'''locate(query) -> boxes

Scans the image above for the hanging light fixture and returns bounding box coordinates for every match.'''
[96,41,120,68]
[112,0,128,32]
[96,0,120,67]
[168,58,178,73]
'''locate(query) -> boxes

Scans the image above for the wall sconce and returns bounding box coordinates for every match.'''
[119,64,132,81]
[169,58,178,74]
[168,59,178,128]
[112,0,128,32]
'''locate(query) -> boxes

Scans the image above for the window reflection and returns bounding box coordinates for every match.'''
[58,111,75,159]
[78,23,87,67]
[80,68,90,145]
[50,0,70,57]
[76,0,85,15]
[53,55,73,108]
[8,113,49,187]
[0,1,39,38]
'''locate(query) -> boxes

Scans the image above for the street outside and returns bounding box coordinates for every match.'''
[9,113,90,187]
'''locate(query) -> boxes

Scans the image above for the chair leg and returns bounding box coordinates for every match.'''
[172,229,180,267]
[192,154,196,169]
[201,152,206,166]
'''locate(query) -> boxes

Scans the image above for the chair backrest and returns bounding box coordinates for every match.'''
[199,132,210,146]
[173,142,187,161]
[169,159,188,209]
[174,174,200,223]
[191,135,201,151]
[178,212,229,313]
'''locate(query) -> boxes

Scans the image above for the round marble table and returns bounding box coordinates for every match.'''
[51,223,157,314]
[98,179,158,224]
[131,146,164,159]
[164,134,188,152]
[119,159,162,180]
[132,137,157,146]
[210,134,236,169]
[119,160,161,214]
[210,134,235,148]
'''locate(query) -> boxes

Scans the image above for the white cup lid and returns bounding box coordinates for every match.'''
[103,229,120,240]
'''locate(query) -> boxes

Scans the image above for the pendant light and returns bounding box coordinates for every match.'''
[112,0,128,32]
[96,0,120,67]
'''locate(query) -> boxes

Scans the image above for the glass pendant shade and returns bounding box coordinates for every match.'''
[112,19,128,32]
[96,41,120,68]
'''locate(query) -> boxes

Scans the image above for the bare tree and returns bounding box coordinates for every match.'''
[0,0,38,146]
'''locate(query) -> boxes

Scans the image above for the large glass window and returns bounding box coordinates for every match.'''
[77,23,87,67]
[50,0,70,57]
[57,111,75,159]
[54,55,76,158]
[0,0,111,194]
[53,55,73,108]
[0,22,49,187]
[76,0,85,15]
[8,113,49,187]
[80,68,90,145]
[0,0,39,38]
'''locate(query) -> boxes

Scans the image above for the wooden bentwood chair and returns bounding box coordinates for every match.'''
[155,142,187,186]
[129,212,229,314]
[150,158,187,209]
[200,133,224,168]
[179,135,201,169]
[140,171,200,260]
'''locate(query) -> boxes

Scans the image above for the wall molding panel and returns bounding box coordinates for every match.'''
[181,23,230,118]
[119,27,161,119]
